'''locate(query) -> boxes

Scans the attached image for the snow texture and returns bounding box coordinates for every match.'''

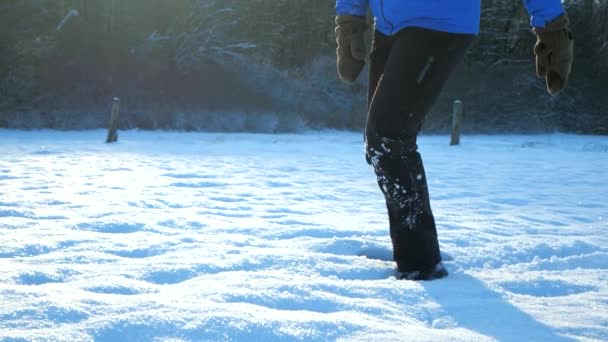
[0,130,606,341]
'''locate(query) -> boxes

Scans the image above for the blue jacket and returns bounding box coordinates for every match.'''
[336,0,565,35]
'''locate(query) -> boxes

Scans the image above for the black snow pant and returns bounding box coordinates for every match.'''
[365,27,473,273]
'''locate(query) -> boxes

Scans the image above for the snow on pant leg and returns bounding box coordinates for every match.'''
[365,27,473,272]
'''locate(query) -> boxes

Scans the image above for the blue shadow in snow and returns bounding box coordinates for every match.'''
[423,272,576,342]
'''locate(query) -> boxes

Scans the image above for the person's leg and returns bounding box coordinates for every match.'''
[367,31,395,108]
[365,27,473,276]
[363,30,394,163]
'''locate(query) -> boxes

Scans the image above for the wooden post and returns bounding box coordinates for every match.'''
[450,100,464,146]
[106,97,120,143]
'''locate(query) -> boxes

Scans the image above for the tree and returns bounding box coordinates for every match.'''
[593,0,608,74]
[466,0,533,65]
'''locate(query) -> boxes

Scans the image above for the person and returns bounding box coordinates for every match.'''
[334,0,573,280]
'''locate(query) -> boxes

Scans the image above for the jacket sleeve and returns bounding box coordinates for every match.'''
[336,0,368,17]
[521,0,565,28]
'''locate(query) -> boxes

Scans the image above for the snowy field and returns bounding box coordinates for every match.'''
[0,129,607,342]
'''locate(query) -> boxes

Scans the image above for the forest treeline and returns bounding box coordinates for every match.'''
[0,0,606,133]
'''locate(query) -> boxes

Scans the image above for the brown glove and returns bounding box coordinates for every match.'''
[335,15,367,82]
[533,14,574,96]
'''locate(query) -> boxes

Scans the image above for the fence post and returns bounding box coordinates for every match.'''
[106,97,120,143]
[450,100,464,146]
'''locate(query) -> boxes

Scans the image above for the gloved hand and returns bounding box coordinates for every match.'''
[335,15,367,82]
[533,14,574,95]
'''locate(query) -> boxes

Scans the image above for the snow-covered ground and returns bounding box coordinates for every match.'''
[0,130,606,341]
